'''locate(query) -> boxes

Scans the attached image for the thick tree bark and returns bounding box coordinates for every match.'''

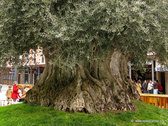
[25,50,140,113]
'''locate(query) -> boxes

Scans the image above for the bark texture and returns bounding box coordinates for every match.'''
[25,50,140,113]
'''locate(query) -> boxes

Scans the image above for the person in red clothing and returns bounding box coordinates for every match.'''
[157,80,163,94]
[11,81,19,102]
[158,84,163,94]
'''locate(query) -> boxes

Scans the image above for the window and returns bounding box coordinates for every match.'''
[25,71,29,83]
[3,74,8,80]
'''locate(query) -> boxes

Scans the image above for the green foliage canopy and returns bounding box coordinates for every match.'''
[0,0,168,66]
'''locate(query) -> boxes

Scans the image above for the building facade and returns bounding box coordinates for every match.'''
[155,61,168,94]
[0,47,45,85]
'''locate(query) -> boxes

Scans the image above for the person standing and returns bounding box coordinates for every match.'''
[147,80,153,94]
[6,86,13,104]
[136,80,142,94]
[142,80,148,93]
[158,82,163,94]
[153,80,159,94]
[11,81,19,102]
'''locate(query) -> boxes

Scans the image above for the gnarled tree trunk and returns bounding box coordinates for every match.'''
[25,50,140,113]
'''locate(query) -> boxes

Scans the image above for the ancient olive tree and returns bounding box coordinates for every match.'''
[0,0,168,113]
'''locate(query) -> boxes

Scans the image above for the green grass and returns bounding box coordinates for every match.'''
[0,101,168,126]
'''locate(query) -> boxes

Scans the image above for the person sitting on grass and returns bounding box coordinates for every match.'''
[6,86,13,105]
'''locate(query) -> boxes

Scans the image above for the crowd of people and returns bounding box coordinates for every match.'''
[135,79,163,94]
[5,81,30,105]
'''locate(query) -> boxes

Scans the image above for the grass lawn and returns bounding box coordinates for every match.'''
[0,101,168,126]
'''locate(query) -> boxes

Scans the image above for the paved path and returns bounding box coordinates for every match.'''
[0,84,22,106]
